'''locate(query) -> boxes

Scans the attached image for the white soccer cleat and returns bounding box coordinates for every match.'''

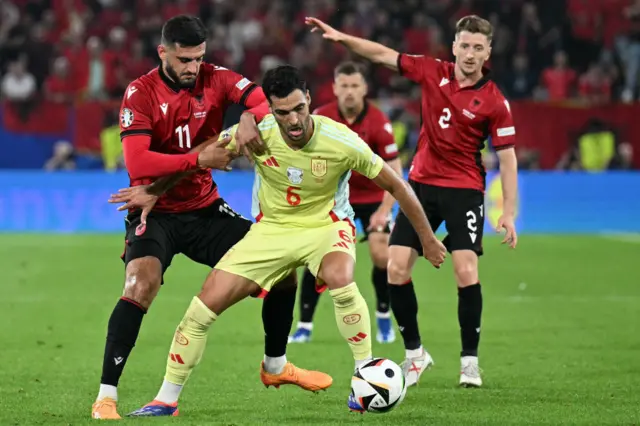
[459,356,483,387]
[400,348,434,387]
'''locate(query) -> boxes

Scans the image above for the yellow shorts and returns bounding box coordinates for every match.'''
[215,220,356,294]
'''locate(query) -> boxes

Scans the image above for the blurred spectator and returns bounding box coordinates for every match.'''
[619,0,640,102]
[44,56,76,103]
[557,119,620,171]
[85,36,109,99]
[578,63,612,105]
[44,141,76,171]
[541,51,577,101]
[1,58,37,120]
[502,53,538,100]
[100,111,123,171]
[608,142,634,169]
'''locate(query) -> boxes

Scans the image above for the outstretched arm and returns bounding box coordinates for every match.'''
[305,17,399,70]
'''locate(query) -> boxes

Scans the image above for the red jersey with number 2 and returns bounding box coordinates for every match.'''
[398,54,516,192]
[119,63,259,212]
[313,101,398,204]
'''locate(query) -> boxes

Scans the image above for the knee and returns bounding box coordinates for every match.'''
[387,256,412,284]
[370,248,388,270]
[123,257,163,309]
[453,262,478,288]
[368,237,389,269]
[321,262,353,289]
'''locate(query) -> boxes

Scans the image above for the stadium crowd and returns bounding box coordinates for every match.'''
[1,0,638,170]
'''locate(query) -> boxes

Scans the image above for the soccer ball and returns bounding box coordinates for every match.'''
[349,358,407,413]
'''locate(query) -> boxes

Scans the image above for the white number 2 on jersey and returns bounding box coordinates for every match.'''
[438,108,451,129]
[175,124,191,148]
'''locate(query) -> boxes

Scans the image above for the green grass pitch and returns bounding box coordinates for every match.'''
[1,234,639,425]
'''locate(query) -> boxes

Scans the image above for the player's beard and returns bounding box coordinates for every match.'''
[165,63,197,89]
[341,96,361,115]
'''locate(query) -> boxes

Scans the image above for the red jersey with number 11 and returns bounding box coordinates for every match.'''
[120,63,261,212]
[398,54,516,192]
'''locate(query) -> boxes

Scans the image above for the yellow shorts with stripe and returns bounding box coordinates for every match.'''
[215,220,357,294]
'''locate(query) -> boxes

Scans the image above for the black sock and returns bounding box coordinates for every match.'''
[388,281,421,350]
[100,298,146,386]
[458,283,483,357]
[262,283,296,357]
[299,269,321,323]
[372,267,390,313]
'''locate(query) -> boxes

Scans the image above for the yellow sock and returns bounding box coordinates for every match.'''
[329,283,372,361]
[164,296,217,385]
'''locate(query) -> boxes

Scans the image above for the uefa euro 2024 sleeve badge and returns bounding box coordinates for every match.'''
[120,108,134,128]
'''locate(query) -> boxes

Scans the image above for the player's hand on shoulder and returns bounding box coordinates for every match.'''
[235,112,266,163]
[197,136,240,171]
[421,237,447,269]
[108,185,158,225]
[305,17,345,42]
[496,214,518,249]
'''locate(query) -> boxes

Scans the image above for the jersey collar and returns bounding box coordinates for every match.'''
[338,101,369,126]
[451,67,491,91]
[158,65,181,93]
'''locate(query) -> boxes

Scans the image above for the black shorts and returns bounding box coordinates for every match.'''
[389,181,485,256]
[352,202,392,242]
[121,198,252,274]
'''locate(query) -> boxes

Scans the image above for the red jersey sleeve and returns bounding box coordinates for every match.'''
[120,83,199,180]
[119,83,153,137]
[212,66,270,122]
[374,117,399,161]
[489,98,516,150]
[213,66,260,107]
[397,54,442,84]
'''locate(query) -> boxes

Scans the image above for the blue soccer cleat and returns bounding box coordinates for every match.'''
[288,326,312,343]
[348,392,365,414]
[127,400,179,417]
[376,313,396,344]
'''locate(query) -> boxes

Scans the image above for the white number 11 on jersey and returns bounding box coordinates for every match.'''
[175,124,191,148]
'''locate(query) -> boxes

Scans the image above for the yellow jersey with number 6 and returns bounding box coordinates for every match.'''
[221,114,384,228]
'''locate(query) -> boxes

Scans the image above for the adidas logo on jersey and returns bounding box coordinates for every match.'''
[262,156,279,167]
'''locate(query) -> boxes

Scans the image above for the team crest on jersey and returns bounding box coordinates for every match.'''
[469,97,483,112]
[287,167,304,184]
[120,108,134,128]
[311,158,327,177]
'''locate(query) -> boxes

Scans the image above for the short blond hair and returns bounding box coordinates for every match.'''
[455,15,493,43]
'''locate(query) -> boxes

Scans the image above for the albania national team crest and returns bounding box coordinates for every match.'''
[311,158,327,177]
[287,167,304,184]
[120,108,134,128]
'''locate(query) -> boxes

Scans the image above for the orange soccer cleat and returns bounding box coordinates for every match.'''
[91,397,122,420]
[260,361,333,392]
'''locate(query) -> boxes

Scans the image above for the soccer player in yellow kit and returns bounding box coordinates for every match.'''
[130,65,447,415]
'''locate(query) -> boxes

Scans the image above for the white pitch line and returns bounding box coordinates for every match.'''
[598,232,640,244]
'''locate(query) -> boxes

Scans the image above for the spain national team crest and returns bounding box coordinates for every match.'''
[311,158,327,177]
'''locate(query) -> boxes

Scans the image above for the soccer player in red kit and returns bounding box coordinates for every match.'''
[288,61,403,345]
[92,16,330,420]
[306,15,519,387]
